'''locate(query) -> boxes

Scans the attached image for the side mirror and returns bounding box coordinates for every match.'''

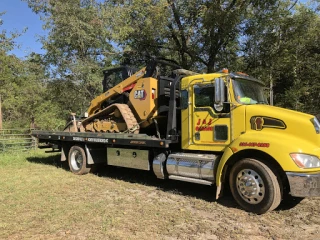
[214,78,225,111]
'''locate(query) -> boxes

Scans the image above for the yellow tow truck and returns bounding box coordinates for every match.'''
[33,60,320,214]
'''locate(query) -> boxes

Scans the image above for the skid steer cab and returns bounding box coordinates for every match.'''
[33,61,320,214]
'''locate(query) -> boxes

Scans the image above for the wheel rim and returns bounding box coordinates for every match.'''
[70,149,83,171]
[236,169,265,204]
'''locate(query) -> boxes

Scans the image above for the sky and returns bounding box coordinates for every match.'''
[0,0,313,60]
[0,0,47,58]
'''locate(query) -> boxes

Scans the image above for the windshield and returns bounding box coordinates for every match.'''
[232,79,268,105]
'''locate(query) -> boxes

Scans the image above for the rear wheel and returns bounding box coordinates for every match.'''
[229,158,282,214]
[68,145,91,175]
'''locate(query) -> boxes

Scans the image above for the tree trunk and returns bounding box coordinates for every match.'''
[207,58,216,73]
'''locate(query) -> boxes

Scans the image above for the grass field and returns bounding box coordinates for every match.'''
[0,150,319,239]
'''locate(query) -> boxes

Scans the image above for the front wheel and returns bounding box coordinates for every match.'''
[229,158,282,214]
[68,145,91,175]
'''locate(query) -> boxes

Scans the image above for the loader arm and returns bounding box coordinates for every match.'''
[87,67,147,116]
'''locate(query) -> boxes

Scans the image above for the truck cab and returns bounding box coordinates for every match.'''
[181,71,268,151]
[177,70,320,213]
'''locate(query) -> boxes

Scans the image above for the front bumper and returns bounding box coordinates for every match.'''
[286,172,320,197]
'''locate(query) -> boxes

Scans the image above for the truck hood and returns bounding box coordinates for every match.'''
[244,105,317,144]
[245,105,313,120]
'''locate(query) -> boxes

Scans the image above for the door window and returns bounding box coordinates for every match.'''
[194,84,215,108]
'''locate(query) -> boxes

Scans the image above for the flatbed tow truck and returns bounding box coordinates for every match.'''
[32,60,320,214]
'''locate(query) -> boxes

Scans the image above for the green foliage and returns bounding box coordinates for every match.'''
[0,14,66,129]
[24,0,116,120]
[243,2,320,113]
[0,50,65,129]
[0,12,25,52]
[104,0,279,72]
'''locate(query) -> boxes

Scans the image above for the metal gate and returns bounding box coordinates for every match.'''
[0,129,37,152]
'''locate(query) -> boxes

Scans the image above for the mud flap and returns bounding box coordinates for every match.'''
[85,144,107,165]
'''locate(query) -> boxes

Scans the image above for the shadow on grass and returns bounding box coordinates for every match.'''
[28,154,308,212]
[27,153,69,170]
[26,154,239,209]
[96,166,237,205]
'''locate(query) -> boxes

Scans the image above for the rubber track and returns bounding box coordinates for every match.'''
[82,103,139,134]
[115,104,140,134]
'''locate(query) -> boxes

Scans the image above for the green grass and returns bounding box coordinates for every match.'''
[0,150,319,239]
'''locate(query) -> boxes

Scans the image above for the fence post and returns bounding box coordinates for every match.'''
[31,129,38,150]
[0,95,3,130]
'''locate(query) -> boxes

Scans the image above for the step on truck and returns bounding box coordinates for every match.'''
[32,59,320,214]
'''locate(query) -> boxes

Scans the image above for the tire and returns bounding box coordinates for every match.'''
[229,158,282,214]
[68,145,91,175]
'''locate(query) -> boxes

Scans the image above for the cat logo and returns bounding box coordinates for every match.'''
[134,90,147,100]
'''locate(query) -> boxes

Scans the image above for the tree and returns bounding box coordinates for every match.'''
[243,1,320,113]
[0,13,65,129]
[104,0,279,72]
[0,49,66,129]
[25,0,114,116]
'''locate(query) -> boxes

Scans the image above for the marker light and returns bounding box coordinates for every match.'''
[236,72,249,76]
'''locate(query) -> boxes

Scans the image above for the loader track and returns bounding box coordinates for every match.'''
[115,104,140,133]
[82,103,139,134]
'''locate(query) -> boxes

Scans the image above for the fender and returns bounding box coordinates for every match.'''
[215,147,233,199]
[215,130,320,199]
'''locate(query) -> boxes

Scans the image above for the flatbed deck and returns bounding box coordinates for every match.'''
[32,130,172,149]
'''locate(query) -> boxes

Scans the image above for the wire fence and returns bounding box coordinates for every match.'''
[0,129,37,152]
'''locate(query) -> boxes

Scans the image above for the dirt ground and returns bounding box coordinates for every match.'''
[0,151,319,239]
[89,167,320,240]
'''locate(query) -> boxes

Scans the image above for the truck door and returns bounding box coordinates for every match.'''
[191,82,231,150]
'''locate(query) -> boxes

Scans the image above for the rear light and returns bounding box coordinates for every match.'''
[152,88,155,99]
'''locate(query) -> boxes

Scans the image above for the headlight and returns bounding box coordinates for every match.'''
[311,117,320,134]
[290,153,320,168]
